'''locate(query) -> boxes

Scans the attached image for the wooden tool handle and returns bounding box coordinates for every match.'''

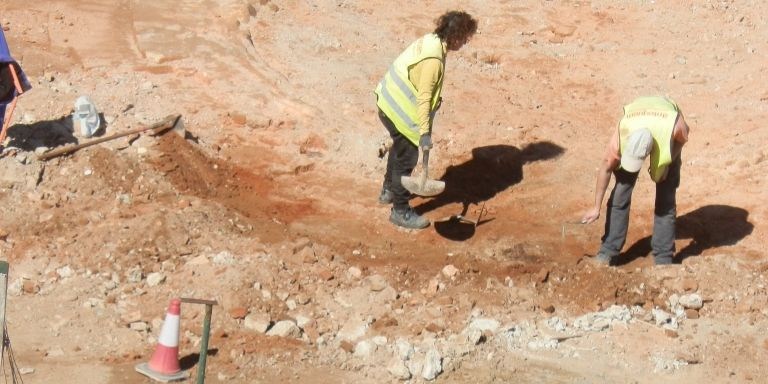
[38,114,180,161]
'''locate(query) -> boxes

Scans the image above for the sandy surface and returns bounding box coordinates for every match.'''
[0,1,766,383]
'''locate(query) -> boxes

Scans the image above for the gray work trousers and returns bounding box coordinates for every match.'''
[599,156,681,264]
[379,109,418,211]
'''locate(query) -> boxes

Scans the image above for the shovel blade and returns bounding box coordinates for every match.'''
[401,175,445,196]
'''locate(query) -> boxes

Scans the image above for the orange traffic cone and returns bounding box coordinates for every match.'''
[135,298,189,382]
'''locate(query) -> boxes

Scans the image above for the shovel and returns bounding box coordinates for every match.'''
[38,114,184,161]
[401,148,445,196]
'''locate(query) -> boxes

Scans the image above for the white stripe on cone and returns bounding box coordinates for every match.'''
[157,314,180,347]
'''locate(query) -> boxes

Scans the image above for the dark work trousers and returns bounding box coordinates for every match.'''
[379,109,418,211]
[599,156,682,264]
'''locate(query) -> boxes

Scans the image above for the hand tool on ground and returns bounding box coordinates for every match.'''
[401,148,445,196]
[38,114,183,161]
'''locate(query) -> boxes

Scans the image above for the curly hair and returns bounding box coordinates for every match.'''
[434,11,478,42]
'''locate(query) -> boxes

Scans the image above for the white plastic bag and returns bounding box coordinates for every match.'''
[73,95,100,138]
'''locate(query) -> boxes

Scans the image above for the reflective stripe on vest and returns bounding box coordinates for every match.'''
[375,34,444,146]
[618,96,678,182]
[378,66,419,133]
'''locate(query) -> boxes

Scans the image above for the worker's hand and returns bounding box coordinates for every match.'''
[581,207,600,224]
[419,134,433,150]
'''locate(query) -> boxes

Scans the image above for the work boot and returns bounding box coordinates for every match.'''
[589,252,612,266]
[389,207,429,229]
[378,188,394,205]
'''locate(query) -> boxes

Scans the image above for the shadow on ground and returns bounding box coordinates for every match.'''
[614,204,753,265]
[417,141,564,241]
[179,348,219,371]
[2,112,112,153]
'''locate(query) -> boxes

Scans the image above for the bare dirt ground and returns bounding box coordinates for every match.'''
[0,1,766,383]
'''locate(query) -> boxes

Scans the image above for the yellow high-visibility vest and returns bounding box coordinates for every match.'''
[374,33,445,145]
[618,96,679,182]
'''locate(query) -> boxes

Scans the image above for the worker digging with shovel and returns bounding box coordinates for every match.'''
[375,10,477,229]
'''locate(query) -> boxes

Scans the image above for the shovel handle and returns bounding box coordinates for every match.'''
[419,148,430,188]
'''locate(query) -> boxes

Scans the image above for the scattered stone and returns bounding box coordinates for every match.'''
[574,305,632,332]
[527,338,559,350]
[126,267,143,283]
[353,340,376,358]
[387,358,411,380]
[425,279,440,297]
[535,268,549,283]
[347,266,362,279]
[336,319,369,342]
[213,251,235,265]
[129,321,149,332]
[395,338,414,361]
[45,348,65,357]
[679,294,703,310]
[228,307,248,320]
[680,278,699,292]
[56,265,74,278]
[120,310,143,324]
[19,367,34,375]
[365,274,389,292]
[317,268,334,281]
[465,328,483,345]
[421,348,443,381]
[442,265,459,278]
[244,314,271,333]
[372,335,388,346]
[22,280,40,294]
[664,329,679,338]
[652,308,678,330]
[146,272,165,287]
[295,315,313,329]
[186,255,209,265]
[339,340,355,353]
[266,320,301,338]
[685,309,700,319]
[468,318,500,333]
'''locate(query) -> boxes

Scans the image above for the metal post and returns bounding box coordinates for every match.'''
[196,304,212,384]
[181,297,217,384]
[0,261,9,370]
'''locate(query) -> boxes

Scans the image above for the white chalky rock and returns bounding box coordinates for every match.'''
[395,338,414,360]
[146,272,165,287]
[468,318,500,333]
[56,266,74,278]
[421,348,443,381]
[354,340,376,358]
[679,294,703,309]
[387,358,411,380]
[212,251,235,265]
[347,266,362,279]
[295,315,312,329]
[266,320,301,338]
[442,264,459,278]
[465,328,483,345]
[244,314,271,333]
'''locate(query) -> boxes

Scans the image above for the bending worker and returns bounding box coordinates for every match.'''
[581,96,690,265]
[375,10,477,229]
[0,29,31,146]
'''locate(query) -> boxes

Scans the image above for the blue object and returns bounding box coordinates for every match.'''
[0,29,31,123]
